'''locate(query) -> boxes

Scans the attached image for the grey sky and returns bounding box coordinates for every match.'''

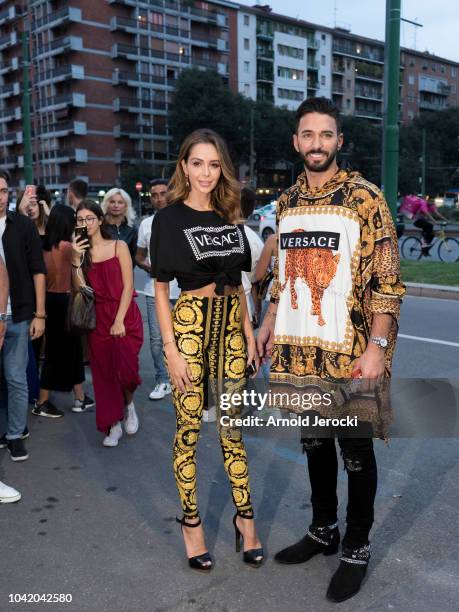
[239,0,459,62]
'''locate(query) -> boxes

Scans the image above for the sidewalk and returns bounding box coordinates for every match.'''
[405,282,459,300]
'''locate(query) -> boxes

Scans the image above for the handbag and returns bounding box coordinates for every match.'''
[67,254,96,333]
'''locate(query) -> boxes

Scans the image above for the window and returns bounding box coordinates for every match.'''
[452,84,457,94]
[321,54,326,66]
[408,74,415,85]
[277,66,304,80]
[278,88,303,101]
[346,79,351,89]
[244,61,250,73]
[346,99,351,109]
[408,110,414,120]
[243,14,249,26]
[244,38,250,50]
[440,65,445,74]
[346,59,351,69]
[244,83,250,95]
[277,44,304,60]
[321,34,326,40]
[321,75,326,85]
[452,66,457,77]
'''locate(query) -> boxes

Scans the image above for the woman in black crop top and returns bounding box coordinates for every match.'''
[151,129,263,571]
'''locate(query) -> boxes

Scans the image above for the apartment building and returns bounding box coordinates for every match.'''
[237,5,331,111]
[401,48,459,122]
[0,0,238,190]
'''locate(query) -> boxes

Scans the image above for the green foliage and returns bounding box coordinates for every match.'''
[169,70,459,194]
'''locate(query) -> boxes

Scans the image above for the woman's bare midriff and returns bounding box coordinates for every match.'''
[182,282,238,298]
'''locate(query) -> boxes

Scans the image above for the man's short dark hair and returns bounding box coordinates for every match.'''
[150,178,168,189]
[295,97,341,134]
[68,178,88,200]
[0,169,10,184]
[240,187,256,219]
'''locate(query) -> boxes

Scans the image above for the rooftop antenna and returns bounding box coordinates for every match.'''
[334,0,338,27]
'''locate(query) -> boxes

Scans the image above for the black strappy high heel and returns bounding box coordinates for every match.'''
[176,516,213,572]
[233,511,264,567]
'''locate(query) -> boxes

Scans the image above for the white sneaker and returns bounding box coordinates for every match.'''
[102,422,123,447]
[149,383,172,400]
[124,403,139,435]
[0,480,21,503]
[202,405,217,423]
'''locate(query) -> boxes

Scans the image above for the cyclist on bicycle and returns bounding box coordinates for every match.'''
[400,194,448,256]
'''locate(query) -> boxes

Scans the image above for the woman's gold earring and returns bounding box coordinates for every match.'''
[185,175,190,189]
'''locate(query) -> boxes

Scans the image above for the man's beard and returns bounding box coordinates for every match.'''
[303,145,339,173]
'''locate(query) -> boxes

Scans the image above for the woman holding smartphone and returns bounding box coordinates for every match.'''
[72,200,143,447]
[150,129,263,571]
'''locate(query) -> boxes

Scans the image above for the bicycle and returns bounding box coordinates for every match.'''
[400,222,459,262]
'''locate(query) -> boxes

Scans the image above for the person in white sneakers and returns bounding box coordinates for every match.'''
[136,179,179,401]
[0,479,21,503]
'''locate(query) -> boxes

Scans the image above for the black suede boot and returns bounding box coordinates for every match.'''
[326,543,371,602]
[274,523,340,564]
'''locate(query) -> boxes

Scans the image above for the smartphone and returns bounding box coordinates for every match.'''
[25,184,37,198]
[75,225,89,247]
[245,361,257,377]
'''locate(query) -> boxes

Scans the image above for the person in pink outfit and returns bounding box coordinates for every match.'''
[72,200,143,447]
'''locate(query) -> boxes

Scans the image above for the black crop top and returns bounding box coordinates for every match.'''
[150,202,251,295]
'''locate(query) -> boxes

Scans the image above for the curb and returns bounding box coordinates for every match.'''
[405,282,459,300]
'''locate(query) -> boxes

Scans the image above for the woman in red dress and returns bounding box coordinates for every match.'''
[71,200,143,447]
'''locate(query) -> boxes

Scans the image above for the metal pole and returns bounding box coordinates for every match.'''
[382,0,401,220]
[421,127,426,196]
[21,29,33,184]
[249,106,255,187]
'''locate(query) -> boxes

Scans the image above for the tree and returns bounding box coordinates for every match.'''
[168,68,251,166]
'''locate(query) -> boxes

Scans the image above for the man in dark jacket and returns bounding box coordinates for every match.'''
[0,170,46,462]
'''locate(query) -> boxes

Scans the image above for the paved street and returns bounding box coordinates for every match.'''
[0,292,458,612]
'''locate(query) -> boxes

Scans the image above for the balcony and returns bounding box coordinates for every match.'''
[307,39,320,50]
[112,43,190,64]
[307,79,319,90]
[35,92,86,113]
[189,7,227,27]
[107,0,163,7]
[35,121,87,138]
[307,59,320,70]
[0,57,18,75]
[35,36,83,59]
[257,47,274,60]
[36,148,88,164]
[0,106,20,123]
[33,7,82,31]
[333,41,384,63]
[419,80,451,96]
[111,16,162,35]
[354,61,383,82]
[419,98,448,111]
[332,62,345,74]
[0,32,18,51]
[355,87,382,101]
[114,123,168,139]
[0,5,18,26]
[190,33,226,50]
[37,64,85,84]
[0,83,20,99]
[1,155,16,169]
[113,97,167,114]
[256,29,273,41]
[355,107,382,120]
[0,131,22,146]
[332,82,344,94]
[112,70,170,87]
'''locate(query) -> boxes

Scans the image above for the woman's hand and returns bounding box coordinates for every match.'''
[110,318,126,338]
[18,192,36,216]
[165,344,193,393]
[246,334,260,377]
[71,236,89,266]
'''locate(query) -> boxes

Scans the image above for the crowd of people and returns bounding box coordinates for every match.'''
[0,97,405,604]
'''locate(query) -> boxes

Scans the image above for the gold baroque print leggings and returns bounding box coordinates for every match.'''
[169,293,253,519]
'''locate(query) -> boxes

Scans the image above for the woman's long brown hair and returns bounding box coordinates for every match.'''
[167,128,241,223]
